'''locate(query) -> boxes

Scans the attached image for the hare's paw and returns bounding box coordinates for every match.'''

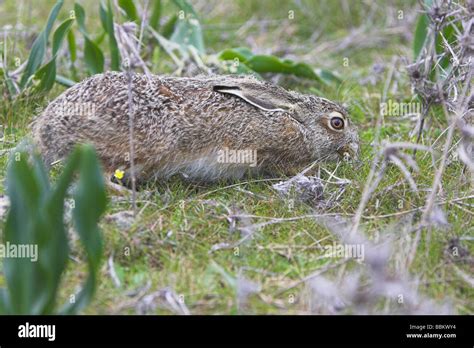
[110,164,146,189]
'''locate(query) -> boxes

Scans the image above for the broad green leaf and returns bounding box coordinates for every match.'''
[413,13,429,60]
[413,0,435,60]
[67,30,77,63]
[34,18,74,92]
[52,18,74,55]
[436,22,458,72]
[221,60,260,76]
[84,39,105,74]
[4,150,72,314]
[4,153,41,313]
[149,0,162,30]
[36,158,69,314]
[56,74,76,87]
[93,31,107,46]
[20,31,47,87]
[412,0,458,78]
[43,1,63,37]
[34,60,57,92]
[218,47,254,62]
[218,48,323,81]
[67,30,78,80]
[0,288,9,314]
[118,0,138,21]
[0,68,20,96]
[172,0,198,17]
[100,0,120,71]
[62,145,106,314]
[247,56,316,79]
[2,145,106,314]
[149,26,188,64]
[19,0,64,88]
[316,68,342,85]
[74,3,88,36]
[161,14,177,38]
[75,2,104,74]
[170,0,205,54]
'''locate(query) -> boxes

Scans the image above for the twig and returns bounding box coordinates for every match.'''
[126,65,137,214]
[108,253,122,288]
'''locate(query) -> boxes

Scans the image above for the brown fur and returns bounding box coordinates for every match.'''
[31,72,359,182]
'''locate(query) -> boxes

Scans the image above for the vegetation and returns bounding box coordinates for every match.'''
[0,144,106,314]
[0,0,472,314]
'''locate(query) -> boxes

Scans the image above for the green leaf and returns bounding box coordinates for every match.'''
[172,0,198,17]
[34,18,74,92]
[19,0,64,88]
[62,145,107,314]
[75,2,104,74]
[84,39,105,74]
[52,18,74,55]
[170,0,205,54]
[4,150,71,314]
[100,0,120,71]
[149,26,187,64]
[56,74,76,87]
[315,68,342,85]
[218,47,254,62]
[34,60,57,92]
[67,30,78,80]
[218,48,322,82]
[436,22,458,71]
[67,29,77,63]
[118,0,138,21]
[93,31,107,46]
[0,288,9,314]
[248,56,317,80]
[1,145,106,314]
[412,0,458,78]
[0,68,20,96]
[74,3,88,37]
[4,153,41,313]
[413,13,429,60]
[221,60,260,77]
[149,0,162,30]
[161,14,177,38]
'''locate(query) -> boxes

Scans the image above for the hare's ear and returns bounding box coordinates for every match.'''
[213,85,290,112]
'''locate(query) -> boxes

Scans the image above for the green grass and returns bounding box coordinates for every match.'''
[0,0,472,314]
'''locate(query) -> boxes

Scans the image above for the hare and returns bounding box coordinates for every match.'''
[31,72,359,183]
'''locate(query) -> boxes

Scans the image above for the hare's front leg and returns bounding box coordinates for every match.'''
[109,163,147,189]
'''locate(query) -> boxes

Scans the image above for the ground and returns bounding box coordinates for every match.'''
[0,0,472,314]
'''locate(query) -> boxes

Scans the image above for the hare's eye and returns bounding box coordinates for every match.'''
[329,116,345,130]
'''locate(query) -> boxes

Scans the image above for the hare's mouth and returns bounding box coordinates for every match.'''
[337,142,359,160]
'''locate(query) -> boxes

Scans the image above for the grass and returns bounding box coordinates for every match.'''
[0,0,472,314]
